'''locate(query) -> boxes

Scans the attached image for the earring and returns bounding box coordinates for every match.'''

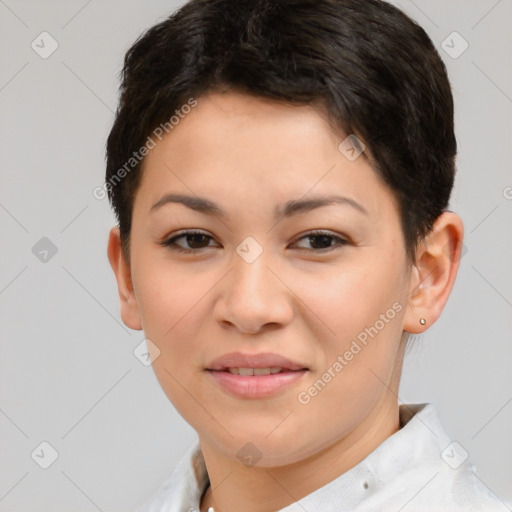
[419,318,426,325]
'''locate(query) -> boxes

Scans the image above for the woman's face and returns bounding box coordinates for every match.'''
[122,90,415,466]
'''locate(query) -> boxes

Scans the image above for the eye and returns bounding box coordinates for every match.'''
[291,230,349,251]
[159,229,349,254]
[159,229,219,253]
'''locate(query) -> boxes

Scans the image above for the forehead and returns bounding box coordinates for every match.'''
[133,90,396,220]
[152,90,341,161]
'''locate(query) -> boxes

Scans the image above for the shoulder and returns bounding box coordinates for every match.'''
[361,458,512,512]
[368,403,512,511]
[442,462,512,511]
[135,439,206,512]
[135,475,175,512]
[407,437,512,510]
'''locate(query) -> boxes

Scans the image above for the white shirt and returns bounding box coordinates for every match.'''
[136,403,512,511]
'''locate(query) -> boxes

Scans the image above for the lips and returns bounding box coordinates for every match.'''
[205,351,308,372]
[205,353,308,398]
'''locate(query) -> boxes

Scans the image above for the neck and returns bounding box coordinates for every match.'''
[199,396,400,512]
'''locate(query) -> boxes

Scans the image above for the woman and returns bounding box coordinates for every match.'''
[105,0,511,510]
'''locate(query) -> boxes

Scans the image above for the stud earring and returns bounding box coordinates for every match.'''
[419,318,426,325]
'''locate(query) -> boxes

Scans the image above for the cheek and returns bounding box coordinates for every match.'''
[133,256,212,337]
[290,268,404,451]
[294,256,403,340]
[133,263,213,417]
[294,256,405,391]
[131,258,218,392]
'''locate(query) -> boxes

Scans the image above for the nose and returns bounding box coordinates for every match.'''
[215,248,294,334]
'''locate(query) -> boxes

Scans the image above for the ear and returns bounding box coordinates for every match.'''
[107,226,143,330]
[403,212,464,334]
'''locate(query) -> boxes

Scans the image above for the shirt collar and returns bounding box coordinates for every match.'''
[147,403,454,512]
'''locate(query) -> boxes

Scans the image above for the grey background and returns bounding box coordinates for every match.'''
[0,0,511,510]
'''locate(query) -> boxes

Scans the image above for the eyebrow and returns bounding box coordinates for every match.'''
[149,193,369,218]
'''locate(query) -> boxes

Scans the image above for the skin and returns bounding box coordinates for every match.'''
[108,89,464,512]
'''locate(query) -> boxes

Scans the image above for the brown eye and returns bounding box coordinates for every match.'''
[160,230,218,253]
[292,231,349,251]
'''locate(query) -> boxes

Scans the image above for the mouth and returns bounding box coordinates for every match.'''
[205,365,308,398]
[204,351,309,398]
[205,351,309,372]
[207,366,307,375]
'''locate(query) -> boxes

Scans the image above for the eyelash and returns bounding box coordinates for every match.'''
[158,229,349,254]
